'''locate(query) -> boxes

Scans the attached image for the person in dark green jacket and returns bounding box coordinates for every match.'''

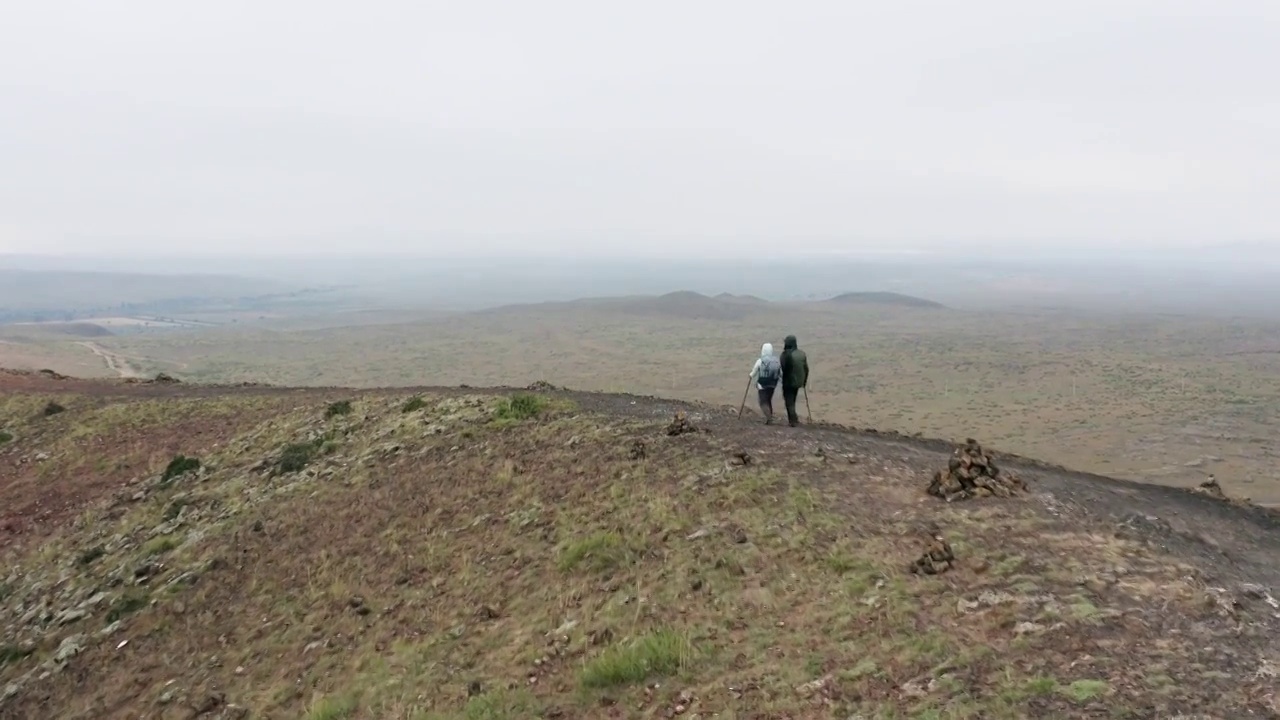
[779,334,809,427]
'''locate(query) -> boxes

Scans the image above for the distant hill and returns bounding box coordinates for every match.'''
[823,291,945,309]
[713,292,769,304]
[478,291,773,321]
[590,291,769,321]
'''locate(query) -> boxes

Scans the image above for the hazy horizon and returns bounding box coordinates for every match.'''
[4,1,1280,257]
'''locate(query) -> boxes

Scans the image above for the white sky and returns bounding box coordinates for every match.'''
[2,0,1278,257]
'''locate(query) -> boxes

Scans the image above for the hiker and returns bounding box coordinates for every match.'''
[780,334,809,427]
[749,342,781,424]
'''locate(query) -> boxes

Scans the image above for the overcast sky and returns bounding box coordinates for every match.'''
[2,0,1278,258]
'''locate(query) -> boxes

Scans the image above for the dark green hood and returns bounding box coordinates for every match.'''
[783,335,798,350]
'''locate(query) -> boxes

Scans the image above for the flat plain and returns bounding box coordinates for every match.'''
[21,291,1277,505]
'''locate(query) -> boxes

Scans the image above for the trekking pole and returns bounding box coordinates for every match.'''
[737,378,752,419]
[803,386,812,423]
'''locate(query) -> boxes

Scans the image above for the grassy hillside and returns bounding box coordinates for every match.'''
[2,375,1279,718]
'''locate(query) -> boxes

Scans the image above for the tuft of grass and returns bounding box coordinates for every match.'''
[161,454,201,483]
[0,430,12,444]
[325,400,353,419]
[494,393,546,422]
[1059,679,1109,702]
[580,629,692,688]
[306,692,359,720]
[43,401,66,416]
[457,690,540,719]
[1070,599,1100,621]
[402,396,428,413]
[142,535,179,557]
[558,531,632,573]
[105,590,150,624]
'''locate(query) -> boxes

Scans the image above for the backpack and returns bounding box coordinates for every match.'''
[758,355,781,387]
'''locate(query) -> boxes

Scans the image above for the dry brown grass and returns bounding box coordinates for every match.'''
[2,384,1278,718]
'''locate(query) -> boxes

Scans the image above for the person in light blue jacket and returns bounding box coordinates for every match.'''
[748,342,781,424]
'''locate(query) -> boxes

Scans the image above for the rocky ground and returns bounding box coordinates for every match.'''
[2,370,1280,719]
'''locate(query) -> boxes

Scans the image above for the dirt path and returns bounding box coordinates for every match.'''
[562,387,1280,592]
[74,342,144,379]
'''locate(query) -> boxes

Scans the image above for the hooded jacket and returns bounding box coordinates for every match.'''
[749,343,780,389]
[780,335,808,390]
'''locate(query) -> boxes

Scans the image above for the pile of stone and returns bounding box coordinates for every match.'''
[666,411,699,436]
[926,438,1026,502]
[909,523,956,575]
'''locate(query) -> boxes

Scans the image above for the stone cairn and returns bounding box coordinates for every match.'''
[926,438,1026,502]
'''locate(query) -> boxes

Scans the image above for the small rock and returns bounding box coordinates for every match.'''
[685,529,711,541]
[796,675,832,697]
[900,679,929,699]
[1014,621,1045,635]
[221,705,250,720]
[99,621,123,637]
[1239,583,1270,600]
[158,689,176,705]
[192,692,225,714]
[56,608,90,626]
[468,680,482,697]
[54,634,85,664]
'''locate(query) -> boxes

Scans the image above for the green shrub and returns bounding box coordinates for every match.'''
[402,396,427,413]
[325,400,353,418]
[0,644,34,668]
[77,545,106,566]
[277,442,318,474]
[105,590,150,624]
[0,431,12,444]
[43,401,66,416]
[495,393,545,421]
[161,455,201,483]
